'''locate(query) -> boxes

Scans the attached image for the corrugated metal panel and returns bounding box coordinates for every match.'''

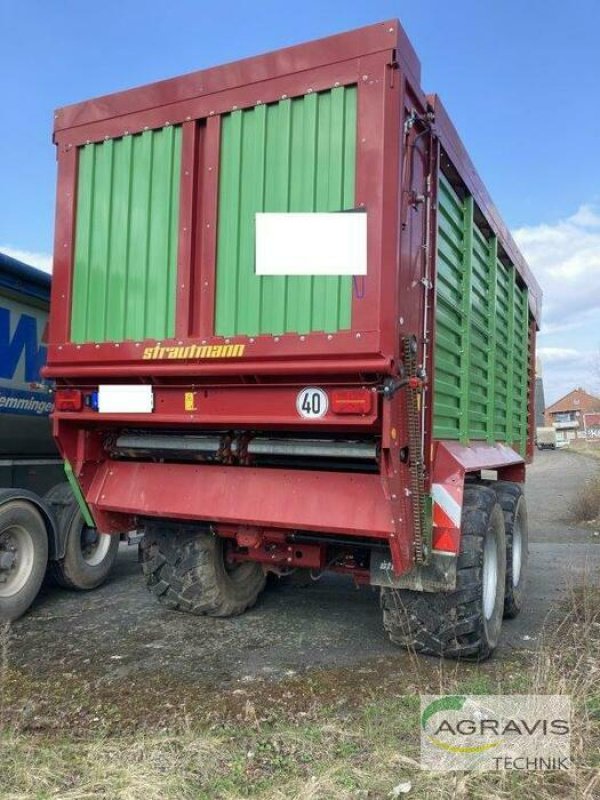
[215,85,357,337]
[433,176,463,439]
[468,220,492,440]
[70,126,182,343]
[494,259,510,440]
[433,173,529,453]
[512,279,530,453]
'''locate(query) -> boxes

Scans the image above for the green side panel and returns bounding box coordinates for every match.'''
[434,173,530,452]
[215,86,357,337]
[433,176,464,439]
[468,222,492,441]
[458,196,474,442]
[71,126,182,343]
[513,282,530,454]
[494,259,510,440]
[485,237,498,443]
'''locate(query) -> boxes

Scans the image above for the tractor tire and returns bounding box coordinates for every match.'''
[380,484,506,661]
[0,501,48,622]
[140,527,266,617]
[49,491,119,591]
[489,482,528,619]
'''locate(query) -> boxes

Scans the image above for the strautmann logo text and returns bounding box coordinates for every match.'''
[420,695,571,771]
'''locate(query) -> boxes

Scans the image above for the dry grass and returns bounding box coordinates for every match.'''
[526,579,600,797]
[570,440,600,463]
[570,475,600,523]
[0,585,599,800]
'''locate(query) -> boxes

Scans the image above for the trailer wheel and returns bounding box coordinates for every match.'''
[380,485,506,660]
[140,527,266,617]
[489,482,528,619]
[50,496,119,590]
[0,501,48,622]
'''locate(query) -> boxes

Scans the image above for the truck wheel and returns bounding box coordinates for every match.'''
[489,482,528,619]
[140,527,266,617]
[380,485,506,660]
[43,482,74,516]
[0,501,48,622]
[50,497,119,590]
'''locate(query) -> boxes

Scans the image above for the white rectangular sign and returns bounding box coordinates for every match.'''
[98,385,154,414]
[255,212,367,276]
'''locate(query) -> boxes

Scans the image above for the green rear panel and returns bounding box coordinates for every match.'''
[215,86,357,337]
[433,173,529,454]
[71,126,182,343]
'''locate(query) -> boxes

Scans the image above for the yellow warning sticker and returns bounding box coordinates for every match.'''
[184,392,197,411]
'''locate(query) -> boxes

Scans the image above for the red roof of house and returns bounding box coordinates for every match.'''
[546,388,600,415]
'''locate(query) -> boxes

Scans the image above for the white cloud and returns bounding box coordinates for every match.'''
[537,347,581,363]
[569,205,600,228]
[538,318,584,336]
[512,205,600,405]
[0,246,52,273]
[536,347,597,401]
[513,206,600,326]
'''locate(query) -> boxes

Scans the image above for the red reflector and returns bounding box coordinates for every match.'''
[331,389,373,415]
[54,389,83,412]
[431,526,460,554]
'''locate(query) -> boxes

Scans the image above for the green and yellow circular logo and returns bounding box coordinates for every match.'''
[421,696,503,754]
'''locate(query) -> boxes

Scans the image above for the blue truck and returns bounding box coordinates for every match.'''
[0,252,119,621]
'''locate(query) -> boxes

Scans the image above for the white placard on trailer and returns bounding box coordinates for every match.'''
[98,385,154,414]
[255,212,367,276]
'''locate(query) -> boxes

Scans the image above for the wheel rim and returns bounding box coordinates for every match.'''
[482,530,499,621]
[512,516,522,587]
[80,525,112,567]
[0,525,35,598]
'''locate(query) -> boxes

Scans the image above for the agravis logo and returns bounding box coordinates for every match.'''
[422,695,503,754]
[420,695,571,772]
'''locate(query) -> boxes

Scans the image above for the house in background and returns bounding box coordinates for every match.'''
[544,387,600,443]
[583,412,600,443]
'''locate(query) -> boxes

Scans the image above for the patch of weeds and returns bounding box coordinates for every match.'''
[452,671,495,695]
[0,621,10,727]
[569,475,600,522]
[1,582,599,799]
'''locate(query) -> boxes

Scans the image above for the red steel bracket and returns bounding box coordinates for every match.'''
[430,441,525,554]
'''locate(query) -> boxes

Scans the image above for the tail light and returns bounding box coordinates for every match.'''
[431,526,460,554]
[331,389,373,415]
[54,389,83,412]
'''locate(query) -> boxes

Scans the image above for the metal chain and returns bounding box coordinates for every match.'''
[404,336,426,564]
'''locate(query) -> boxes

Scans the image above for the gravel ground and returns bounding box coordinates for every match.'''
[7,448,600,688]
[527,446,599,542]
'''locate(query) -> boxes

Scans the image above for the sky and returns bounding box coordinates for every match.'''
[1,0,599,403]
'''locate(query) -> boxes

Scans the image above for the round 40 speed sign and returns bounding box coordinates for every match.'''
[296,387,328,419]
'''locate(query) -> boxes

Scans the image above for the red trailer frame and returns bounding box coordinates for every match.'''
[45,20,541,586]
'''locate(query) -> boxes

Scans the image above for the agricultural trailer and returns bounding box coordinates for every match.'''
[0,252,119,621]
[45,20,541,659]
